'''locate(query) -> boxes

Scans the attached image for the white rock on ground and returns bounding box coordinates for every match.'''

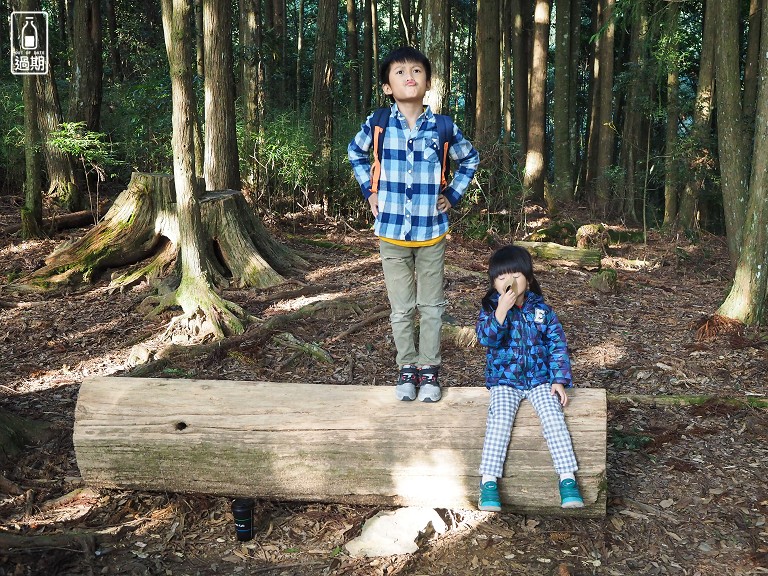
[344,507,448,557]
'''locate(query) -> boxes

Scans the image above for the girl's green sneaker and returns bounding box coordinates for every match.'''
[478,481,502,511]
[559,478,585,508]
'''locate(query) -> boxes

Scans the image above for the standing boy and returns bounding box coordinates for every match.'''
[348,46,479,402]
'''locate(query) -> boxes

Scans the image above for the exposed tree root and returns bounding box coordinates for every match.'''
[141,277,250,341]
[327,303,389,343]
[693,314,745,341]
[125,299,367,376]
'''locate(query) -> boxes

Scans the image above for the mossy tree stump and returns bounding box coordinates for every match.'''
[15,172,301,292]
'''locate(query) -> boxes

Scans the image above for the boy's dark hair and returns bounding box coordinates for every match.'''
[481,245,542,312]
[379,46,432,85]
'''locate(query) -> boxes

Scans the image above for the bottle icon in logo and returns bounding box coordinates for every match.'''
[22,17,38,50]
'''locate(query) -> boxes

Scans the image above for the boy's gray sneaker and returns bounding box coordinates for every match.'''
[417,366,441,402]
[395,365,418,401]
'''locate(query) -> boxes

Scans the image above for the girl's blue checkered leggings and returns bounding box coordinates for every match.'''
[479,384,579,477]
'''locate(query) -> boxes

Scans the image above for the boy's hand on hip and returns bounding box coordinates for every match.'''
[551,383,568,407]
[437,194,450,213]
[368,194,379,217]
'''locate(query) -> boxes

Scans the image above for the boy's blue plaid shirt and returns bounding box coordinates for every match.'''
[348,104,479,243]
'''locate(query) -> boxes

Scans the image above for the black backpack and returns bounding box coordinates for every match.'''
[368,107,454,194]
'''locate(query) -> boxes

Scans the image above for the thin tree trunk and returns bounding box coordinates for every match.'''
[679,0,715,232]
[594,0,615,211]
[523,0,550,198]
[715,0,750,263]
[346,0,360,115]
[424,0,449,114]
[274,0,287,102]
[362,0,373,110]
[502,0,512,173]
[716,0,768,325]
[399,0,412,44]
[568,0,581,194]
[743,0,762,127]
[619,3,648,224]
[475,0,501,153]
[104,0,123,80]
[551,0,573,209]
[311,0,339,193]
[194,0,204,77]
[663,0,680,227]
[36,54,77,201]
[241,0,261,187]
[511,0,528,156]
[296,0,304,108]
[203,0,241,190]
[372,0,380,103]
[584,0,600,197]
[22,65,43,239]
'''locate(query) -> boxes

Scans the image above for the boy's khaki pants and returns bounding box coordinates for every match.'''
[379,238,446,368]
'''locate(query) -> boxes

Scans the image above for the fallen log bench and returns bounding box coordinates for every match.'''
[73,377,607,517]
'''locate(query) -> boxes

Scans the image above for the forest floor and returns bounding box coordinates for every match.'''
[1,192,767,576]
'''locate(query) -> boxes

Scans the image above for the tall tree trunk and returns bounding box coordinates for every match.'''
[475,0,502,154]
[568,0,581,194]
[68,0,102,212]
[296,0,304,108]
[194,0,204,77]
[551,0,573,209]
[362,0,373,110]
[274,0,287,102]
[584,0,601,198]
[203,0,241,190]
[618,2,648,224]
[523,0,550,199]
[502,0,513,174]
[346,0,360,115]
[69,0,102,131]
[424,0,449,114]
[679,0,715,232]
[662,0,680,227]
[399,0,413,44]
[22,66,42,239]
[311,0,339,195]
[372,0,380,103]
[716,0,768,325]
[743,0,762,127]
[241,0,265,188]
[511,0,528,157]
[594,0,615,212]
[715,0,750,264]
[162,0,245,339]
[465,9,477,135]
[36,49,78,202]
[104,0,123,80]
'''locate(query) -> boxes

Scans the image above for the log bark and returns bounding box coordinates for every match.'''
[2,202,109,235]
[13,172,300,292]
[74,378,607,517]
[515,241,602,268]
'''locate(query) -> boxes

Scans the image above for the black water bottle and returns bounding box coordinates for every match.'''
[231,498,255,541]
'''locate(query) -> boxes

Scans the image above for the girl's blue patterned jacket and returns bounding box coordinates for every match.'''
[476,291,573,390]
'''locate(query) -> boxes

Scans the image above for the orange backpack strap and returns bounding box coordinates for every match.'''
[369,107,390,195]
[434,114,454,191]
